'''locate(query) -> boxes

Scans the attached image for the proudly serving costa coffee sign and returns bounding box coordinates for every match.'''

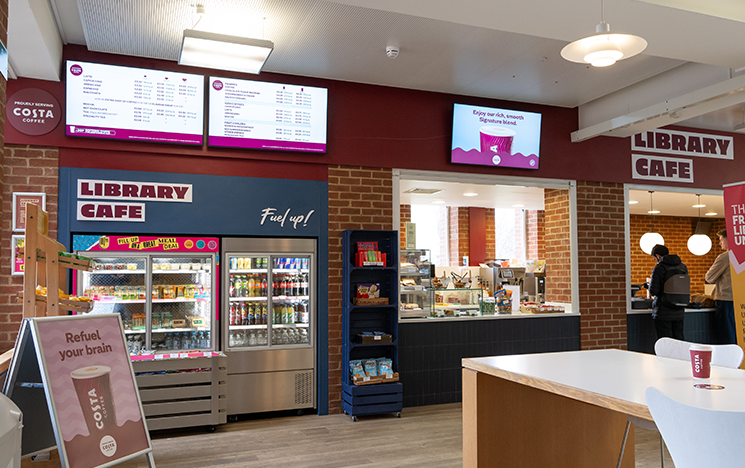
[6,88,61,135]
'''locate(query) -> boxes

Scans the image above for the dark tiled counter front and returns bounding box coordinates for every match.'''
[398,314,580,407]
[627,308,716,354]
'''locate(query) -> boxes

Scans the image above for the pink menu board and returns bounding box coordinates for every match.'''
[65,61,204,145]
[208,76,327,153]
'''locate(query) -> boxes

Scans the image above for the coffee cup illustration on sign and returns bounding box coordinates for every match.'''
[71,365,117,435]
[480,126,516,153]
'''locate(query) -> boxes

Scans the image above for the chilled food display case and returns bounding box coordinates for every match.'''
[222,238,316,416]
[430,288,483,318]
[399,249,431,319]
[73,235,218,352]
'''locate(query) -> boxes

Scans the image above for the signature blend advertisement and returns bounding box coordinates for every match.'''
[451,103,542,169]
[35,315,150,468]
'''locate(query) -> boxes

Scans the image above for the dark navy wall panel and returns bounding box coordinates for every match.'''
[58,166,330,415]
[398,316,581,407]
[59,167,326,239]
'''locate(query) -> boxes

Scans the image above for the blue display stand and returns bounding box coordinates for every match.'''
[341,230,402,421]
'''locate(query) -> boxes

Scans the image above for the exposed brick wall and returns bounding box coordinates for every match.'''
[576,181,626,350]
[1,146,59,352]
[327,165,393,414]
[399,204,411,250]
[526,209,545,260]
[449,207,469,265]
[630,214,726,295]
[485,208,495,260]
[544,190,571,303]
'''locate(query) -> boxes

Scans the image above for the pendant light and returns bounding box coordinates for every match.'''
[560,0,647,67]
[639,191,664,254]
[687,194,712,256]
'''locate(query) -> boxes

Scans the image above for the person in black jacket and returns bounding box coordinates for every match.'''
[646,244,687,340]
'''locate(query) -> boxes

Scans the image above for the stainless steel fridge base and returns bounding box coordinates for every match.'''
[227,369,315,415]
[226,347,313,373]
[133,356,227,431]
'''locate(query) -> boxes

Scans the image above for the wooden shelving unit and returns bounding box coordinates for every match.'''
[341,230,403,421]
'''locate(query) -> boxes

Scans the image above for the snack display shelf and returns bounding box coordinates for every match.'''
[94,297,211,304]
[91,269,146,274]
[153,269,209,273]
[130,350,224,361]
[125,327,206,334]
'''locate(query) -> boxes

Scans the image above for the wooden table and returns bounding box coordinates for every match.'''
[462,349,745,467]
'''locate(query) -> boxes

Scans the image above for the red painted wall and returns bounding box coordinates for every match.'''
[468,207,486,266]
[6,45,744,189]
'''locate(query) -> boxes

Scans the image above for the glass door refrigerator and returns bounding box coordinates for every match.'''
[222,238,316,415]
[72,235,218,354]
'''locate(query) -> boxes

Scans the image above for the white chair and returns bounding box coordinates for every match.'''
[646,387,745,468]
[616,339,745,467]
[654,337,744,368]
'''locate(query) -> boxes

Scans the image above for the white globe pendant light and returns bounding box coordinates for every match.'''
[687,194,712,256]
[640,231,664,255]
[639,191,664,255]
[687,234,712,256]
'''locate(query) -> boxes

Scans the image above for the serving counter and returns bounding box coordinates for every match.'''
[399,311,580,407]
[627,307,716,354]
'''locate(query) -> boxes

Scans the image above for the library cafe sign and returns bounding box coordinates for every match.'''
[631,129,734,183]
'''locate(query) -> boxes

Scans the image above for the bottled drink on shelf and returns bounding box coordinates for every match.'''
[229,305,236,326]
[301,273,309,296]
[261,303,268,325]
[239,302,247,325]
[248,302,255,325]
[260,274,267,297]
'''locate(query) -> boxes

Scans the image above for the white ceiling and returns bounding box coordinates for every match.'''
[5,0,741,214]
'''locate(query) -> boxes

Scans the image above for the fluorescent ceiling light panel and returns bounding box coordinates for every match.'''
[179,29,273,74]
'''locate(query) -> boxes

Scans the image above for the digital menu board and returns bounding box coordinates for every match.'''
[65,61,204,145]
[451,103,542,170]
[208,77,327,153]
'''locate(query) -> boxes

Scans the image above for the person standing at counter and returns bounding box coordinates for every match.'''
[705,229,736,344]
[647,244,688,340]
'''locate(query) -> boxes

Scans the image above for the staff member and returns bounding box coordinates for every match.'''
[647,244,687,340]
[705,229,736,344]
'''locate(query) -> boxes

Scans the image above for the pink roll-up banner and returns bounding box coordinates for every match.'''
[723,181,745,367]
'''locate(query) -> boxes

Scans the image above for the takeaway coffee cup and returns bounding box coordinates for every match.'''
[689,344,713,379]
[479,126,516,155]
[71,365,116,434]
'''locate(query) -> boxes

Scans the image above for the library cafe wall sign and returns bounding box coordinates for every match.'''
[631,129,734,183]
[6,88,61,136]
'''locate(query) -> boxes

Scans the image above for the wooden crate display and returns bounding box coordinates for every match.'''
[133,355,227,431]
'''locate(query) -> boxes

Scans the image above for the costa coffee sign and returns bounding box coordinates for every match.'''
[6,88,61,136]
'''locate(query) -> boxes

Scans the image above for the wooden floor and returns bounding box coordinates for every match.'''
[22,403,674,468]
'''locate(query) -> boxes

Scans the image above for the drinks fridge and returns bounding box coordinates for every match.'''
[222,238,316,415]
[73,235,218,353]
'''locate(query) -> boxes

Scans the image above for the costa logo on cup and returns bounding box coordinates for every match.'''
[70,64,83,76]
[71,365,116,434]
[689,344,713,379]
[213,80,224,91]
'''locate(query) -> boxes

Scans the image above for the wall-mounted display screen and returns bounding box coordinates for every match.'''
[451,103,542,170]
[65,61,204,145]
[208,77,327,153]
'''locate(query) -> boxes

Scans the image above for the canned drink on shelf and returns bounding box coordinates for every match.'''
[230,257,237,270]
[237,257,244,270]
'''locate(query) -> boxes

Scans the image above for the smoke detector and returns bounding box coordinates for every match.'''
[386,46,399,59]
